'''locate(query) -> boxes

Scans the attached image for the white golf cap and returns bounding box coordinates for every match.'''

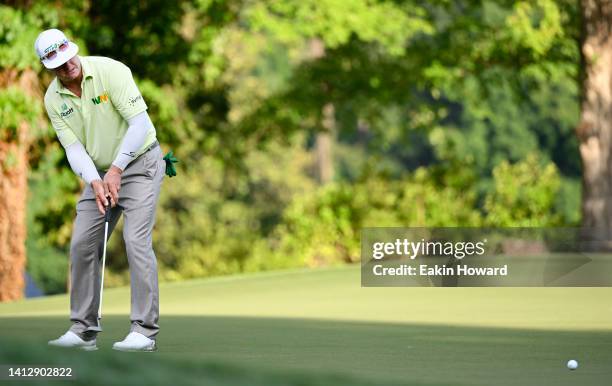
[34,29,79,69]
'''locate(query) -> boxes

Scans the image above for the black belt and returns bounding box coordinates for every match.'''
[143,140,159,154]
[99,141,160,173]
[122,140,160,167]
[134,140,159,160]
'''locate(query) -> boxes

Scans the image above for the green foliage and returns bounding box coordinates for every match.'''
[555,177,581,225]
[84,0,190,84]
[153,142,314,280]
[505,0,563,57]
[0,2,88,70]
[0,6,40,69]
[426,67,580,177]
[0,87,39,144]
[484,154,561,226]
[1,0,583,293]
[261,154,564,267]
[28,144,80,249]
[247,0,433,55]
[261,164,482,267]
[138,79,199,150]
[413,1,580,177]
[25,236,68,295]
[26,143,81,294]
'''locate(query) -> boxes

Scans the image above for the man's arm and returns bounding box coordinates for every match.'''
[103,111,153,207]
[65,141,110,214]
[111,111,153,171]
[65,141,101,184]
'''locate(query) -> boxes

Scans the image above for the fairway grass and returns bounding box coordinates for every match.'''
[0,265,611,385]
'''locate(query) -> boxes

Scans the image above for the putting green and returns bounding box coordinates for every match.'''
[0,266,611,385]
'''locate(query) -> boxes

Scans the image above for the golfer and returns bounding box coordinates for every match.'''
[36,29,163,352]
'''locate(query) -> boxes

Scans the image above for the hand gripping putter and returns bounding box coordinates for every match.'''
[95,199,111,331]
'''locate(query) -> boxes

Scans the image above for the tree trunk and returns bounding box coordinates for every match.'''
[577,0,612,245]
[316,103,335,184]
[306,39,336,185]
[0,69,38,301]
[0,129,28,301]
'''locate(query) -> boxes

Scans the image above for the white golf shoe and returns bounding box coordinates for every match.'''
[48,331,98,351]
[112,332,157,352]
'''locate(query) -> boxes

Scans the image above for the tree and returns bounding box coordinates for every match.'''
[0,6,43,300]
[577,0,612,238]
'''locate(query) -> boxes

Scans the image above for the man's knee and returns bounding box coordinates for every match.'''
[124,232,152,255]
[70,234,99,262]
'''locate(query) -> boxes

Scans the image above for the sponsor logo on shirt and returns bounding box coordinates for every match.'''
[128,95,143,106]
[92,92,109,105]
[60,103,74,118]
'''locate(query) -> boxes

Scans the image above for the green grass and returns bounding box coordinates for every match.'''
[0,266,611,385]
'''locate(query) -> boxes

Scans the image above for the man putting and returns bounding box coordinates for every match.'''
[36,29,164,352]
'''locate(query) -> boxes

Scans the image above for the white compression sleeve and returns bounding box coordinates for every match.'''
[65,141,101,184]
[112,111,152,171]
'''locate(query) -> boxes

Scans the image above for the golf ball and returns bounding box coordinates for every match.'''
[567,360,578,370]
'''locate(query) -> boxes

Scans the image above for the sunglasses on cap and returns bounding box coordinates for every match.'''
[40,39,69,62]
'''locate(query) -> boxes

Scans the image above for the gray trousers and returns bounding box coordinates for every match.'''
[68,145,164,339]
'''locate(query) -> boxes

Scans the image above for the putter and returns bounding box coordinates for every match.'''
[95,198,111,331]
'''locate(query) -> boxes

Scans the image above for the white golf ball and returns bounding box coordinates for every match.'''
[567,359,578,370]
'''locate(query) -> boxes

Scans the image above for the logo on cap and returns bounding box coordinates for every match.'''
[34,29,79,69]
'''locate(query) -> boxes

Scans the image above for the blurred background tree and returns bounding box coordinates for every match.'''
[0,0,593,297]
[0,3,62,300]
[577,0,612,244]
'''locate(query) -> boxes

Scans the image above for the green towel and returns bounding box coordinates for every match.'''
[163,151,179,177]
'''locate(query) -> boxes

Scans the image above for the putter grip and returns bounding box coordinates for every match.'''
[104,204,111,222]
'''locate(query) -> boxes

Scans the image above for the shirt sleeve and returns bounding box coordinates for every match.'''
[65,141,102,184]
[45,102,78,149]
[111,111,152,170]
[106,61,148,121]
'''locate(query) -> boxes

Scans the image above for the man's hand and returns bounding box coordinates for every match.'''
[91,179,111,215]
[104,165,123,208]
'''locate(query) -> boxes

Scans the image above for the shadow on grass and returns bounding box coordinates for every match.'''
[0,315,611,386]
